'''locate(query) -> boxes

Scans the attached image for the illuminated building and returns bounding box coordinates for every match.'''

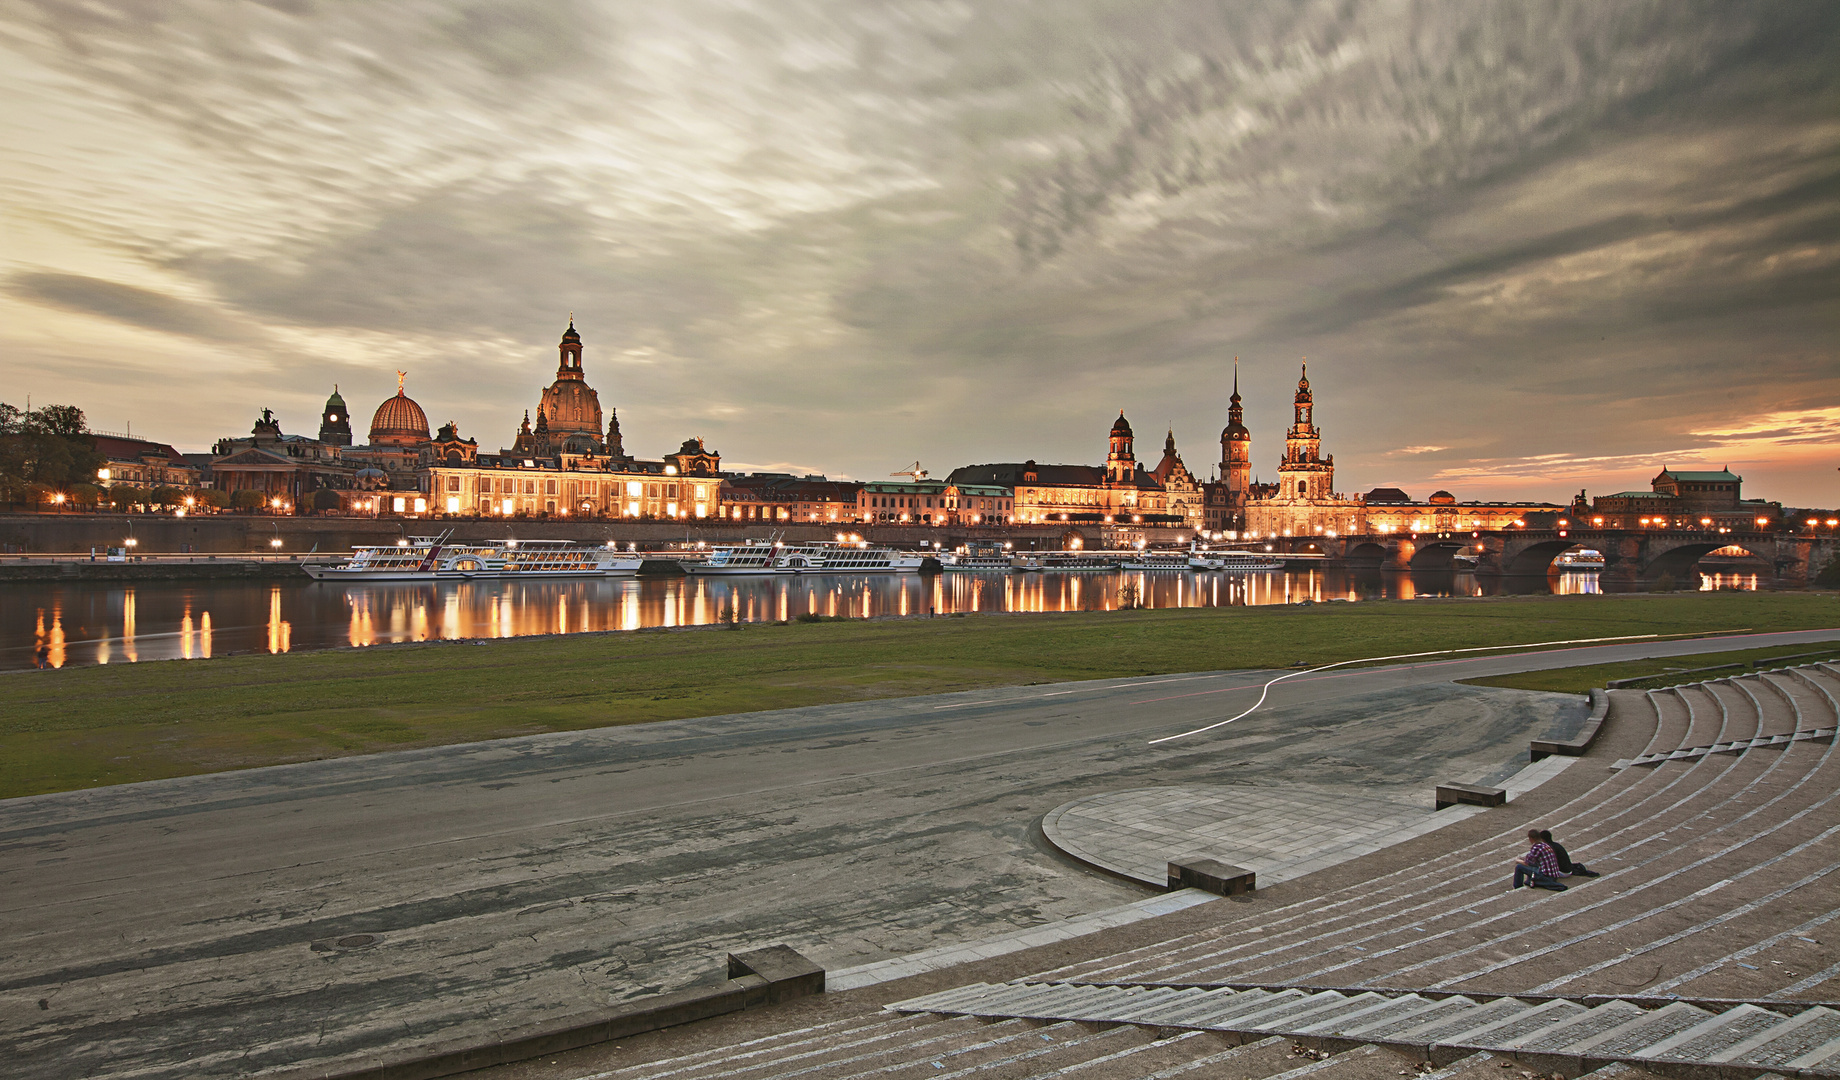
[209,408,353,508]
[948,412,1176,527]
[420,323,721,519]
[1583,469,1777,530]
[723,475,863,523]
[90,434,203,494]
[1229,364,1559,538]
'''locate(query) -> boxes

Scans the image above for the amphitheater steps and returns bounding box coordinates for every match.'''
[885,984,1840,1074]
[595,1018,1439,1080]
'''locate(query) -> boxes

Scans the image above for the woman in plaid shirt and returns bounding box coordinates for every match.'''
[1512,829,1569,891]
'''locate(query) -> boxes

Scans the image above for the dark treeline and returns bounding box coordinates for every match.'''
[0,403,106,506]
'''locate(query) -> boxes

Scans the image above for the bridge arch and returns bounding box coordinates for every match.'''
[1408,540,1467,570]
[1643,539,1774,581]
[1502,539,1588,576]
[1344,542,1389,569]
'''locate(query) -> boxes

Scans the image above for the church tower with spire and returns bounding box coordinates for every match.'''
[1220,360,1251,498]
[1276,361,1334,501]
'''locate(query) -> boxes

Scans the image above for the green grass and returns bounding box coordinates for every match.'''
[1460,641,1840,695]
[3,591,1835,800]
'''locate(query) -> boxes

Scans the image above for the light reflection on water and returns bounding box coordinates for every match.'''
[5,568,1757,671]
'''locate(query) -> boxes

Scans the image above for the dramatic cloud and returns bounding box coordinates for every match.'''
[0,1,1834,500]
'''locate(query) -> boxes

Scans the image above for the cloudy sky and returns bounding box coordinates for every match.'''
[2,1,1835,504]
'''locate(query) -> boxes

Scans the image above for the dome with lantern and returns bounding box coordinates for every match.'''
[368,371,431,448]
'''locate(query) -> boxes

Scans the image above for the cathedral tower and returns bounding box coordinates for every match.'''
[1220,360,1250,497]
[1276,361,1333,500]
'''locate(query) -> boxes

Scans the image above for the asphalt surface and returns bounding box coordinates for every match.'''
[3,626,1836,1080]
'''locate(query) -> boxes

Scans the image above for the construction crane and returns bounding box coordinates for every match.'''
[890,461,929,481]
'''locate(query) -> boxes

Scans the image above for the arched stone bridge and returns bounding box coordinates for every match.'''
[1297,529,1839,584]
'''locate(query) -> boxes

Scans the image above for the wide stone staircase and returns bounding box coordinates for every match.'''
[591,663,1840,1080]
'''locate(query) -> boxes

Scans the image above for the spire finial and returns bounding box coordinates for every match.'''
[396,370,406,395]
[569,311,574,326]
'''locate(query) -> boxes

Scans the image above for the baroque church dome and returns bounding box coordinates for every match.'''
[540,319,603,440]
[369,373,431,447]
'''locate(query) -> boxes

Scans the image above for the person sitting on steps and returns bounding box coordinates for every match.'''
[1540,829,1600,877]
[1512,829,1568,891]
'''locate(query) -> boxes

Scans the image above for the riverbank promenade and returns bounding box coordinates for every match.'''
[3,631,1838,1079]
[498,657,1840,1080]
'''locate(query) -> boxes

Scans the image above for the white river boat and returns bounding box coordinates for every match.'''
[1192,549,1286,572]
[687,540,925,575]
[304,535,641,581]
[1555,549,1606,571]
[1120,551,1192,571]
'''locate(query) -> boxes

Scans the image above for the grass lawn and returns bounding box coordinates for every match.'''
[1459,640,1840,695]
[2,590,1834,800]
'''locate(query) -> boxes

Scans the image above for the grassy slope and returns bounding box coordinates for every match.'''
[2,591,1833,799]
[1461,641,1840,695]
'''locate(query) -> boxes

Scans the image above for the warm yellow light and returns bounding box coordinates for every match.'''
[97,468,110,480]
[1756,517,1769,526]
[52,493,65,504]
[270,538,282,548]
[184,496,195,507]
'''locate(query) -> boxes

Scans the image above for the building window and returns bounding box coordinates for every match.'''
[545,479,557,496]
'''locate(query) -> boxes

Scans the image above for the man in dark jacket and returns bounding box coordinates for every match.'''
[1539,829,1600,877]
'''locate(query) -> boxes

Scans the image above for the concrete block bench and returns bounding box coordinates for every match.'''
[1434,782,1506,810]
[1168,858,1256,896]
[1531,688,1609,760]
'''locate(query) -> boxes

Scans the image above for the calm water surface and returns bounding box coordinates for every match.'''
[4,568,1764,671]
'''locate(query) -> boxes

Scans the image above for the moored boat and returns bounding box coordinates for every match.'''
[942,540,1015,572]
[1555,548,1606,571]
[304,534,641,581]
[687,539,925,575]
[1012,551,1120,572]
[1193,549,1285,572]
[1120,551,1191,571]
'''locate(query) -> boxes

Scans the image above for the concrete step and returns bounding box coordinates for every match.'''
[1439,997,1586,1048]
[1710,1005,1840,1068]
[1560,1001,1715,1057]
[1633,1002,1789,1063]
[600,1014,975,1080]
[884,979,1840,1078]
[1508,998,1645,1052]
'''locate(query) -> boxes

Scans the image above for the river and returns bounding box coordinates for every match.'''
[3,568,1764,671]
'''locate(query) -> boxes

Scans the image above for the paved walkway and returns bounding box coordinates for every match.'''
[6,627,1835,1080]
[1041,756,1576,889]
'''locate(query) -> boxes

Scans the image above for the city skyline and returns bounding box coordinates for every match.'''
[2,2,1835,504]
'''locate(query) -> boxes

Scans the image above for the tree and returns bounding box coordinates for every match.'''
[198,488,231,509]
[150,485,184,507]
[0,402,106,506]
[231,489,267,511]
